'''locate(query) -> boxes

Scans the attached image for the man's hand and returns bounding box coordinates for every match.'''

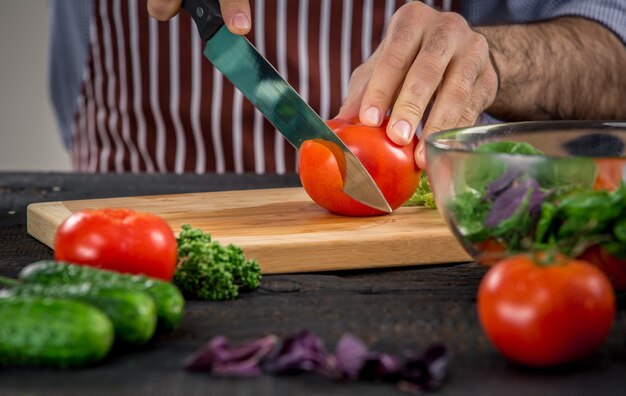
[337,2,498,169]
[148,0,252,35]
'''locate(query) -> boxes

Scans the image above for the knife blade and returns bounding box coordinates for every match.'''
[182,0,392,213]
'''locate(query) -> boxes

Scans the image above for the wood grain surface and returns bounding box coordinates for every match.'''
[27,187,471,274]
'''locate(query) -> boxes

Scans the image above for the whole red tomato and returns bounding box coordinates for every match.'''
[298,117,421,216]
[477,253,615,367]
[593,159,623,191]
[578,244,626,291]
[54,208,177,281]
[474,238,507,266]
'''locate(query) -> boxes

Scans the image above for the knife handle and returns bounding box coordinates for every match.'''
[182,0,224,41]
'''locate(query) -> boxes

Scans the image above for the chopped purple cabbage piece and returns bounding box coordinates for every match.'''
[183,330,449,393]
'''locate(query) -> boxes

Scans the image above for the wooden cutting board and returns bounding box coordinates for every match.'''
[26,187,471,274]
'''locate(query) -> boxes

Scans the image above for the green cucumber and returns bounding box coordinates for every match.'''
[19,261,184,333]
[0,281,156,345]
[0,296,114,368]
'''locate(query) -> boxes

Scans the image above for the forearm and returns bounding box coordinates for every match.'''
[476,17,626,121]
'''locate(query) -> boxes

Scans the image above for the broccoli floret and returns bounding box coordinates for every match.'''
[405,174,436,209]
[173,224,261,301]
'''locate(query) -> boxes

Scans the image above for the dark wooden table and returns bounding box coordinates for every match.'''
[1,172,625,396]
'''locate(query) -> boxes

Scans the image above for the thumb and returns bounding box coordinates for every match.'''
[218,0,252,35]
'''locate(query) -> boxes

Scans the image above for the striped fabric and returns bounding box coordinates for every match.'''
[53,0,626,174]
[71,0,458,174]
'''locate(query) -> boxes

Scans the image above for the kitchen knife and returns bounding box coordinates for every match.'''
[181,0,392,213]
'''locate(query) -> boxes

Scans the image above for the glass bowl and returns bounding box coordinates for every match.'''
[425,120,626,290]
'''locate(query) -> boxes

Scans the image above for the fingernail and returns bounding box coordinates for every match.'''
[392,120,412,141]
[363,107,381,125]
[232,13,250,30]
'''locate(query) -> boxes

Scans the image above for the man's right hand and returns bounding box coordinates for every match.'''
[147,0,252,35]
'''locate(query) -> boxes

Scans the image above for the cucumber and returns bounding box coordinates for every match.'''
[0,296,114,368]
[19,260,184,333]
[0,283,157,345]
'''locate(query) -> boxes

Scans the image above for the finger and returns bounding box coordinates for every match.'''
[456,69,498,128]
[457,91,485,129]
[336,60,376,120]
[218,0,252,35]
[148,0,183,21]
[358,2,431,127]
[414,69,496,170]
[386,13,468,146]
[415,33,490,168]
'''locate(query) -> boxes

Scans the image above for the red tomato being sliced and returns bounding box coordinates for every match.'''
[477,253,615,367]
[54,208,177,281]
[298,117,422,216]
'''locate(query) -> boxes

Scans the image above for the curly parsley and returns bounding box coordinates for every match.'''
[173,224,261,301]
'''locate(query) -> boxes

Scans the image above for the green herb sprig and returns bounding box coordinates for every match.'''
[405,174,437,209]
[173,224,261,301]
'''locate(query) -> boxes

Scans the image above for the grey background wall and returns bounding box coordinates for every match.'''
[0,1,70,171]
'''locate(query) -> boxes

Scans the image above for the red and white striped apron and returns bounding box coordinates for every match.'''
[72,0,459,174]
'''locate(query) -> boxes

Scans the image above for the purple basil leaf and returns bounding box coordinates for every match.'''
[213,359,264,377]
[400,343,450,391]
[334,333,370,380]
[359,352,402,382]
[527,181,546,219]
[183,335,278,377]
[183,336,229,371]
[485,169,523,200]
[485,181,528,227]
[485,178,543,228]
[419,343,449,384]
[263,330,331,375]
[185,330,451,394]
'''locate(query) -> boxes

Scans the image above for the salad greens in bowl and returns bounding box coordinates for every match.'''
[425,121,626,290]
